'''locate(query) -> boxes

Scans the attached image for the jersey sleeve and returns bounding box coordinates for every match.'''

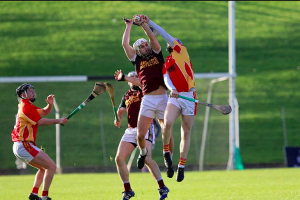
[162,63,167,75]
[22,104,42,125]
[118,95,126,109]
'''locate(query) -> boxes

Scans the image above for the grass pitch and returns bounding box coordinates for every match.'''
[1,168,300,200]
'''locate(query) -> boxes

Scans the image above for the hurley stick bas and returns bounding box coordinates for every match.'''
[61,82,106,126]
[178,94,232,115]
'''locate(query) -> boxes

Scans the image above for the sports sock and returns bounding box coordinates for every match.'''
[41,191,48,199]
[31,187,39,196]
[178,157,186,168]
[163,144,170,153]
[156,177,165,188]
[123,181,132,192]
[140,148,147,156]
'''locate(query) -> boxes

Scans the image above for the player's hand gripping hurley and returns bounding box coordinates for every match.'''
[178,95,232,115]
[61,82,106,126]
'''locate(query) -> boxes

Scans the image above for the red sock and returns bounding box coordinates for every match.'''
[31,187,39,195]
[41,191,48,197]
[157,179,165,188]
[124,182,132,192]
[163,144,170,153]
[179,157,186,167]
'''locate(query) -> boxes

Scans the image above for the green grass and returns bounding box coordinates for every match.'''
[1,168,300,199]
[1,1,300,169]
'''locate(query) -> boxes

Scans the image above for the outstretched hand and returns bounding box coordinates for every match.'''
[45,94,55,105]
[133,14,144,25]
[114,69,125,81]
[140,14,150,23]
[124,16,133,26]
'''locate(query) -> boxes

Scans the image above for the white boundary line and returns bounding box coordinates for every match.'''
[0,73,236,83]
[0,76,88,83]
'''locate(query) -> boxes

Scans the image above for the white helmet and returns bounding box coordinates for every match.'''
[133,38,151,58]
[127,71,140,91]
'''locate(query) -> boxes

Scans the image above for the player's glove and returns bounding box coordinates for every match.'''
[114,70,125,81]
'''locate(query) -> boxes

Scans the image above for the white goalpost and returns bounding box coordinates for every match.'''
[195,1,238,171]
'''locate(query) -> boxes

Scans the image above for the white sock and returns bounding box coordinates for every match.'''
[178,164,185,168]
[140,148,147,156]
[163,150,170,154]
[41,197,48,200]
[31,193,38,196]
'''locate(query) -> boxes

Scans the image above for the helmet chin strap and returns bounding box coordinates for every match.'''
[23,91,28,99]
[23,89,36,102]
[29,98,36,102]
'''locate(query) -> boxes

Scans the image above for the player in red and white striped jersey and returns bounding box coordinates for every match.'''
[141,15,198,182]
[12,83,68,200]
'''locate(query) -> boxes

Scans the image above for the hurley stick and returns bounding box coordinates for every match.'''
[178,95,232,115]
[62,82,106,126]
[104,82,121,125]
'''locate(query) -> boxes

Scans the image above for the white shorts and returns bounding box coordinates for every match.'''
[139,94,168,119]
[13,141,41,163]
[168,91,198,115]
[121,123,155,147]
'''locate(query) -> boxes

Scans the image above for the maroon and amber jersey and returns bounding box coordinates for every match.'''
[163,39,195,92]
[119,89,143,128]
[11,99,42,145]
[132,50,167,95]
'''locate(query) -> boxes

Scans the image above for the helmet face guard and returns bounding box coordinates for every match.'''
[133,38,152,58]
[16,83,36,102]
[127,71,140,91]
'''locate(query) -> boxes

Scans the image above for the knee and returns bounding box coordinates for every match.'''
[115,155,125,166]
[164,121,173,130]
[47,162,57,173]
[181,131,191,141]
[137,134,145,141]
[38,168,46,174]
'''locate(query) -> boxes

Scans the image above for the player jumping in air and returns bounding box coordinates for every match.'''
[114,71,169,200]
[140,15,198,182]
[11,83,68,200]
[116,14,174,183]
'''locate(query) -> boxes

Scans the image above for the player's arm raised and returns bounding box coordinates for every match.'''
[143,15,176,47]
[122,16,136,60]
[135,15,160,52]
[40,94,55,116]
[114,69,142,87]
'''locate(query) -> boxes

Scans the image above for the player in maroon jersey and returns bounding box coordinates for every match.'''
[116,14,174,180]
[114,71,169,200]
[140,15,198,182]
[12,83,68,200]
